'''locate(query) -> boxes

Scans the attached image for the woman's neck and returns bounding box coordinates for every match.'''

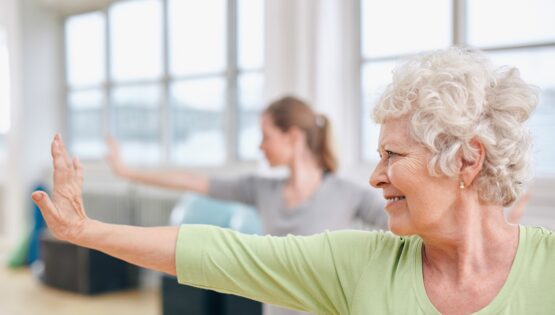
[288,151,324,190]
[282,150,325,209]
[420,197,519,284]
[419,196,520,314]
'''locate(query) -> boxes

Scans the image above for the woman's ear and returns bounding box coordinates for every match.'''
[459,138,486,187]
[287,126,306,150]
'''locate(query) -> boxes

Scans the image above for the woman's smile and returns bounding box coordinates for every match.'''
[384,195,407,209]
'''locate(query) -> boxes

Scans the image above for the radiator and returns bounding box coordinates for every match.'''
[83,186,180,227]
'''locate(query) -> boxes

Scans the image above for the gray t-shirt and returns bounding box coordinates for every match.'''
[209,173,388,235]
[209,173,388,315]
[208,173,388,315]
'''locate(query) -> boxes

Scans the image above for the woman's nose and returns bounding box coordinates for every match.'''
[369,160,388,188]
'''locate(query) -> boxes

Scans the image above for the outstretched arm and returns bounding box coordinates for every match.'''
[105,136,209,194]
[33,135,363,314]
[32,134,178,275]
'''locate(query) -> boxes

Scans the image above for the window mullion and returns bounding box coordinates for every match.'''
[354,0,363,163]
[453,0,467,46]
[63,17,70,149]
[104,7,112,141]
[226,0,239,163]
[161,0,170,166]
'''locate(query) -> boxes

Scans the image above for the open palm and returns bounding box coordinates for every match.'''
[105,136,128,177]
[32,134,89,242]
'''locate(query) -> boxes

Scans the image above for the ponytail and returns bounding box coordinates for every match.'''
[265,96,338,172]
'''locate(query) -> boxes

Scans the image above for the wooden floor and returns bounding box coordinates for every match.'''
[0,266,160,315]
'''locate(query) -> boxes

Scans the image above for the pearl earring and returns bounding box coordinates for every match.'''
[459,181,465,189]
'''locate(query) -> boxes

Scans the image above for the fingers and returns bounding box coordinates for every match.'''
[52,139,68,173]
[56,134,73,168]
[106,136,121,159]
[51,134,72,171]
[52,134,85,190]
[105,136,127,177]
[106,135,118,150]
[507,191,531,224]
[32,191,59,224]
[32,191,86,243]
[73,157,84,186]
[52,135,72,186]
[515,191,532,210]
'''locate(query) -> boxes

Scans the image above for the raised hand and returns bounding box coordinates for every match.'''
[105,136,129,177]
[32,134,89,243]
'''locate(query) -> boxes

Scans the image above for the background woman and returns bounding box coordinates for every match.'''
[106,96,388,236]
[106,96,388,315]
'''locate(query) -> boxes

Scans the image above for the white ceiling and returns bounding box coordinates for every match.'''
[36,0,114,15]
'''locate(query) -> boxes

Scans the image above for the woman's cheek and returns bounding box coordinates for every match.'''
[388,157,427,186]
[386,161,407,186]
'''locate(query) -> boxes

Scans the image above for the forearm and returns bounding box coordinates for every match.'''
[76,220,179,275]
[124,169,209,194]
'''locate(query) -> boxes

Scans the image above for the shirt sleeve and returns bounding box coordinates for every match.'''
[208,176,257,206]
[356,189,388,230]
[175,225,362,314]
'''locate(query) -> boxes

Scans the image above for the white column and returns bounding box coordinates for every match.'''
[1,0,62,245]
[313,0,360,168]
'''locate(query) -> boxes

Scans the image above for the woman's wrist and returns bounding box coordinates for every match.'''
[114,165,137,181]
[70,218,103,248]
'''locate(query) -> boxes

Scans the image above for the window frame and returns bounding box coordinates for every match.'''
[358,0,555,179]
[63,0,265,168]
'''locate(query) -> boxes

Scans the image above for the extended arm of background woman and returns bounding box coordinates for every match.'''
[105,136,209,194]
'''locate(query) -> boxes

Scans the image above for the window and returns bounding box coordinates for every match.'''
[360,0,555,175]
[466,0,555,175]
[360,0,452,161]
[65,12,106,160]
[65,0,265,166]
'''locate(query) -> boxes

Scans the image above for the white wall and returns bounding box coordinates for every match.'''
[265,0,362,168]
[0,0,22,247]
[0,0,61,246]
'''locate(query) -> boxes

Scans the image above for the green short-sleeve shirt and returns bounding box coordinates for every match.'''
[176,225,555,314]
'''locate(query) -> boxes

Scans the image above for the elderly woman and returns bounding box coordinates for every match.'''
[33,47,554,314]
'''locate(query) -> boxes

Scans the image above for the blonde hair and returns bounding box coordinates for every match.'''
[373,47,538,206]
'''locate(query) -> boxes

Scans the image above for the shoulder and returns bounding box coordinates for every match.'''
[238,175,283,187]
[323,173,366,193]
[517,226,555,293]
[519,225,555,271]
[323,174,382,206]
[209,175,283,195]
[523,225,555,248]
[325,230,419,257]
[322,230,421,290]
[252,175,285,190]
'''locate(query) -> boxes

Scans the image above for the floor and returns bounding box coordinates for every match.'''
[0,266,160,315]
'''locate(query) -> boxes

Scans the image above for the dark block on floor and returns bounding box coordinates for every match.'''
[161,274,262,315]
[40,232,139,295]
[222,292,263,315]
[162,275,222,315]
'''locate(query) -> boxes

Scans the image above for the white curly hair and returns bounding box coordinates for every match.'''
[372,47,539,207]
